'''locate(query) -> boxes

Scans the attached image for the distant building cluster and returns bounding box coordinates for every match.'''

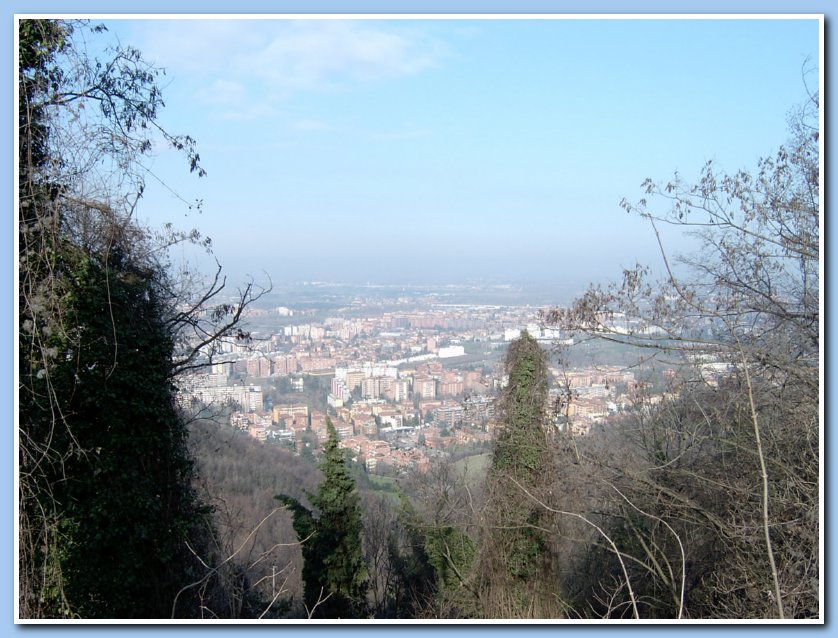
[178,296,684,472]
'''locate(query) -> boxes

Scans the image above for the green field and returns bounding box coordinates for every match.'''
[367,473,398,491]
[453,452,492,485]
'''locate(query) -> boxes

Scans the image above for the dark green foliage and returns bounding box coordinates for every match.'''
[425,525,476,593]
[18,18,212,618]
[45,250,207,618]
[19,20,72,617]
[278,419,368,618]
[18,19,66,193]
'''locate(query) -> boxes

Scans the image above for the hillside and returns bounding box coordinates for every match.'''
[187,420,322,617]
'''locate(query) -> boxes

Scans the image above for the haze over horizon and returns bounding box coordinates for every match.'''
[101,16,818,290]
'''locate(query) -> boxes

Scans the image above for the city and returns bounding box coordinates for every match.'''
[179,283,646,475]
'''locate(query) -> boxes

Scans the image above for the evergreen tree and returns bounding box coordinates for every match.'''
[278,418,368,618]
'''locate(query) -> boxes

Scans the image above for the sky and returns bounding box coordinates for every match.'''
[89,16,821,291]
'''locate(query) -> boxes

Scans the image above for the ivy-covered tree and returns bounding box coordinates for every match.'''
[478,331,558,617]
[278,418,368,618]
[18,19,258,618]
[45,244,211,618]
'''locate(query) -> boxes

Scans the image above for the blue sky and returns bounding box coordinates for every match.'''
[94,16,820,290]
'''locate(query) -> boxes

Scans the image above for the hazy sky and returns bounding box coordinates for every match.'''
[100,16,819,288]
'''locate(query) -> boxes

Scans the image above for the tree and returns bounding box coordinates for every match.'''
[182,420,322,619]
[18,19,261,618]
[360,491,436,619]
[544,86,820,619]
[40,244,209,618]
[477,331,559,618]
[278,418,368,618]
[406,457,478,618]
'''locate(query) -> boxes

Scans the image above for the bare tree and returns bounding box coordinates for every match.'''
[542,87,819,619]
[405,457,480,618]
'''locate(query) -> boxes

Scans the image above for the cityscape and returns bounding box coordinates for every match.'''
[179,282,647,475]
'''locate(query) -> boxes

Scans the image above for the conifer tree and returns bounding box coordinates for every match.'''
[279,418,368,618]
